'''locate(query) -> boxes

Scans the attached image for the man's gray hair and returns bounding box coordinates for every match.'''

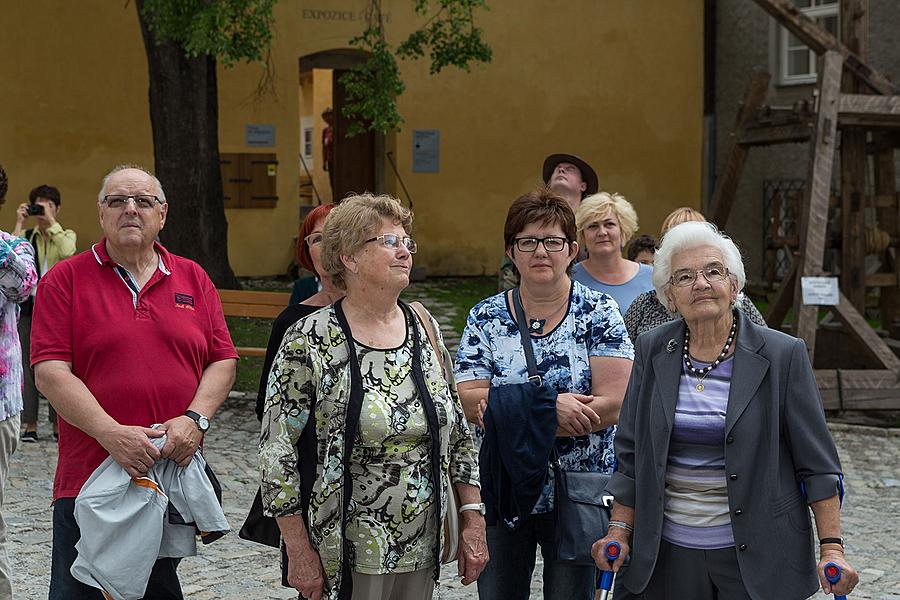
[97,164,166,204]
[652,221,746,301]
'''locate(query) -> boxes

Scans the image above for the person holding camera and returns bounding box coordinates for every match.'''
[12,184,76,442]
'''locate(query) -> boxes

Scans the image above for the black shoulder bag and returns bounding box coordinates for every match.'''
[511,288,612,565]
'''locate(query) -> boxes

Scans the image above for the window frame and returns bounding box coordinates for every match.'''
[778,0,840,86]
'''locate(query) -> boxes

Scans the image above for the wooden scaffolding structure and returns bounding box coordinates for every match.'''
[711,0,900,411]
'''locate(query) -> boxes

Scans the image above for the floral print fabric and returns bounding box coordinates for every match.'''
[454,281,633,512]
[259,305,478,598]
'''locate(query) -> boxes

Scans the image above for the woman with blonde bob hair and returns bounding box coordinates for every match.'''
[572,192,654,314]
[260,194,487,600]
[594,221,857,600]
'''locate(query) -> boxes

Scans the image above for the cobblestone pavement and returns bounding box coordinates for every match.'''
[6,282,900,599]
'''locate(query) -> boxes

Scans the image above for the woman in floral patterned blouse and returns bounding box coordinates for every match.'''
[456,189,634,600]
[259,194,487,600]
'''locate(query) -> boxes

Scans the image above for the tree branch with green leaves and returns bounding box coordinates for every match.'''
[341,0,492,136]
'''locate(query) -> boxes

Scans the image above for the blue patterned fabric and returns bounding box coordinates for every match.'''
[455,280,634,512]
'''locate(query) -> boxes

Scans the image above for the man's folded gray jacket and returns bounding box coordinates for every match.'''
[71,433,230,600]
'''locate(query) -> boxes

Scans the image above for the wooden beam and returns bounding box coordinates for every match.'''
[766,257,796,329]
[830,292,900,370]
[816,369,900,410]
[710,69,771,228]
[793,51,844,364]
[737,122,813,146]
[751,0,894,95]
[874,134,900,329]
[838,94,900,129]
[866,273,898,287]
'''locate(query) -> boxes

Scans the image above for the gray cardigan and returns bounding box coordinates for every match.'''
[608,311,843,600]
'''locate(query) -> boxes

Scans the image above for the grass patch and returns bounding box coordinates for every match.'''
[403,276,497,335]
[226,316,272,394]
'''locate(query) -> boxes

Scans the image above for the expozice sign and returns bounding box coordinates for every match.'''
[301,8,391,22]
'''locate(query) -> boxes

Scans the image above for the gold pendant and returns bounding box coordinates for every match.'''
[696,383,705,392]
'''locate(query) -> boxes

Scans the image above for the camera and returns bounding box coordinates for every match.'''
[26,203,45,216]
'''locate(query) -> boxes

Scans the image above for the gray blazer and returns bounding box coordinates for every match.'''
[608,310,843,600]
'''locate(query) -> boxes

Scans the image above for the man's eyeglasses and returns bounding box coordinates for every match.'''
[513,236,569,253]
[304,232,323,247]
[365,234,417,254]
[669,263,730,287]
[102,195,163,210]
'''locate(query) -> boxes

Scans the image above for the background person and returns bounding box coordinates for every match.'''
[622,207,765,342]
[255,203,342,421]
[12,184,76,442]
[259,194,486,600]
[499,153,598,291]
[31,165,238,599]
[571,192,654,315]
[456,189,633,600]
[594,221,857,599]
[626,233,657,266]
[0,162,39,600]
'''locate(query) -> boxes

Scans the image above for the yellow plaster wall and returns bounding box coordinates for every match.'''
[1,0,702,277]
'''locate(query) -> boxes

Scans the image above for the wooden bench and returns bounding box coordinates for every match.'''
[217,289,291,357]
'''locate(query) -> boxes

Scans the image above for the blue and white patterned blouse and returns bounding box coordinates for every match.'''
[454,280,634,512]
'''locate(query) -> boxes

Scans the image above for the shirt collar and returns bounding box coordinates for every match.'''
[92,238,172,275]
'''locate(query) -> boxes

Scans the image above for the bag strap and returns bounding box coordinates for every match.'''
[511,288,543,386]
[408,301,447,380]
[333,299,444,590]
[399,301,444,577]
[332,299,366,600]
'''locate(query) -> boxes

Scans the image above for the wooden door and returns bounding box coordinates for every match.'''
[332,69,376,201]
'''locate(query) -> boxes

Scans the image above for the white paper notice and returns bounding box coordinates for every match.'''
[800,276,839,305]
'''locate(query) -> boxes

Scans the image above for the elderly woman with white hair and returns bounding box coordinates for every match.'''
[259,194,487,600]
[592,221,857,599]
[571,192,654,314]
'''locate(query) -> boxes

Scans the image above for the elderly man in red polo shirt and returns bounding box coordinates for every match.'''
[30,165,239,599]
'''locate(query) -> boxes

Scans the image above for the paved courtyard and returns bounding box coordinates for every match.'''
[6,283,900,598]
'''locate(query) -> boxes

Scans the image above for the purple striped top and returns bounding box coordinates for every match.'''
[661,354,735,550]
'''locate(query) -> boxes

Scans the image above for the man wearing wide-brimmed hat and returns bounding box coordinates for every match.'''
[541,153,599,211]
[499,153,599,290]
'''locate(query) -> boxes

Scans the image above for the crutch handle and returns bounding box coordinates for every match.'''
[824,562,847,600]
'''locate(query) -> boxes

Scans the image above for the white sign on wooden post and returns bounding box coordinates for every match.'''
[800,276,839,305]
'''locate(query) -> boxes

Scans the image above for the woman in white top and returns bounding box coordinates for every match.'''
[571,192,654,315]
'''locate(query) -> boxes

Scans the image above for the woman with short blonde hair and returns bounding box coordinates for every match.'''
[571,192,653,314]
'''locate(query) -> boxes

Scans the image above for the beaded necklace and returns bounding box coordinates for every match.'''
[683,311,737,392]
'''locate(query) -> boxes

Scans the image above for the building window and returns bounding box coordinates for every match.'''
[779,0,839,85]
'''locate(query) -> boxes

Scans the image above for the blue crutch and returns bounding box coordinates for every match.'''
[596,541,621,600]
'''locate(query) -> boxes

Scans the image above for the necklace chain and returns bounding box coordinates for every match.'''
[684,311,737,391]
[521,291,568,335]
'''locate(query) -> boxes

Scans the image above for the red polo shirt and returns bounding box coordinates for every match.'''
[30,239,238,499]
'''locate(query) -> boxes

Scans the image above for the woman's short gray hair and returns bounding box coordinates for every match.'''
[652,221,746,301]
[320,193,413,290]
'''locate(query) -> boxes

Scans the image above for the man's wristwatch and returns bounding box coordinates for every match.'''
[819,537,844,547]
[185,410,210,433]
[459,502,486,516]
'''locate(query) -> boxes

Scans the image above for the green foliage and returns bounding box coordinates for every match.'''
[398,0,492,74]
[341,0,492,136]
[341,25,407,137]
[140,0,276,67]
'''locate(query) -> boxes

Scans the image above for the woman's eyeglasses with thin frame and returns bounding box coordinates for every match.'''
[365,234,417,254]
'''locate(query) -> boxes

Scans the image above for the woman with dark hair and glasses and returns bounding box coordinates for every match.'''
[260,194,486,600]
[455,188,633,600]
[593,221,857,599]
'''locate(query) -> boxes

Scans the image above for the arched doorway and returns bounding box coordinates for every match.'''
[299,49,385,203]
